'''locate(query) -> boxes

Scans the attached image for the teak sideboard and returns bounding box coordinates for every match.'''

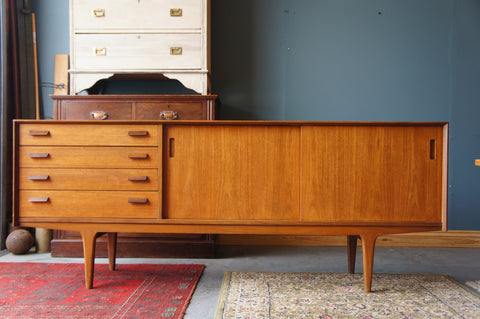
[13,120,448,292]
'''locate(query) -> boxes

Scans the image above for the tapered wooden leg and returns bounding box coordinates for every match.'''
[347,235,360,274]
[360,233,378,293]
[107,232,117,271]
[80,230,98,289]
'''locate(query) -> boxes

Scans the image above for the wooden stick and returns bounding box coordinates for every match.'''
[32,13,40,119]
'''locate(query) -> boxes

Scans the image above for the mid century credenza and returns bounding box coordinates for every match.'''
[13,120,448,292]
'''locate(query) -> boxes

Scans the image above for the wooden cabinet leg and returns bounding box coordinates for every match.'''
[107,232,117,271]
[347,235,360,274]
[80,230,98,290]
[360,233,378,293]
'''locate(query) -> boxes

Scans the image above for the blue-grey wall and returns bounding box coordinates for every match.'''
[31,0,480,230]
[449,0,480,229]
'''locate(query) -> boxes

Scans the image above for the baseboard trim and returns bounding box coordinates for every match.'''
[216,231,480,248]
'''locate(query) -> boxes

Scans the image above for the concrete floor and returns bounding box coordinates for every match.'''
[1,245,480,318]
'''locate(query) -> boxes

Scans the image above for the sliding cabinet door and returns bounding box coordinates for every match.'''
[300,125,446,224]
[163,125,300,221]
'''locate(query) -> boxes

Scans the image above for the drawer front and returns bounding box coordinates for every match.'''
[19,147,158,168]
[72,0,203,31]
[136,102,206,120]
[74,34,203,70]
[57,102,133,120]
[19,168,158,191]
[19,190,158,219]
[19,124,158,146]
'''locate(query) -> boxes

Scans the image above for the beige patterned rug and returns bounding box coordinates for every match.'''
[215,272,480,318]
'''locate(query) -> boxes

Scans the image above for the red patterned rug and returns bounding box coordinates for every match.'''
[0,262,204,318]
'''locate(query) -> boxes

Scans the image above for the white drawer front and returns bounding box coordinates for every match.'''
[73,34,203,70]
[72,0,203,30]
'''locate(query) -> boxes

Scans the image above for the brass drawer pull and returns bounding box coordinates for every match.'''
[28,197,49,203]
[127,198,148,204]
[90,111,108,120]
[92,9,105,17]
[170,8,183,17]
[94,48,106,56]
[28,175,49,181]
[128,153,149,159]
[128,130,149,136]
[29,130,50,136]
[127,176,149,182]
[159,111,178,120]
[170,47,183,55]
[29,153,49,158]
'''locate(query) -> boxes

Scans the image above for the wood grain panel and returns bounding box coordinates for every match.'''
[59,101,133,120]
[164,125,300,220]
[19,190,159,219]
[300,126,444,223]
[136,103,206,120]
[19,146,158,168]
[19,168,158,191]
[19,124,158,146]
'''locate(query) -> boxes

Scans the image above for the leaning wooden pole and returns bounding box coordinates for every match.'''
[32,13,39,120]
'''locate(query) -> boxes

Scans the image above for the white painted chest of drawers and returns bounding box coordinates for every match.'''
[69,0,211,94]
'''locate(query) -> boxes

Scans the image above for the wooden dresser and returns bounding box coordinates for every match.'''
[69,0,211,94]
[13,120,448,292]
[50,94,217,258]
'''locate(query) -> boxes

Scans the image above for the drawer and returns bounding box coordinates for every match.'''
[19,168,158,191]
[18,124,158,146]
[18,147,158,168]
[136,102,206,120]
[73,34,203,70]
[72,0,203,31]
[56,101,133,120]
[19,190,159,219]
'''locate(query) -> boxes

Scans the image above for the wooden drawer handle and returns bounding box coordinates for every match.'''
[90,111,108,120]
[29,153,49,158]
[28,197,49,203]
[127,198,148,204]
[128,153,149,159]
[159,111,178,120]
[127,176,149,182]
[128,131,149,136]
[28,175,49,181]
[170,8,183,17]
[29,130,50,136]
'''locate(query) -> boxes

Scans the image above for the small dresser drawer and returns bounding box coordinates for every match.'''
[72,0,202,31]
[19,190,159,220]
[74,33,203,71]
[56,101,133,120]
[19,168,158,191]
[18,124,158,146]
[18,147,158,168]
[136,102,206,120]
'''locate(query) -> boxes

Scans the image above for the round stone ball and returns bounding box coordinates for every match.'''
[6,229,34,255]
